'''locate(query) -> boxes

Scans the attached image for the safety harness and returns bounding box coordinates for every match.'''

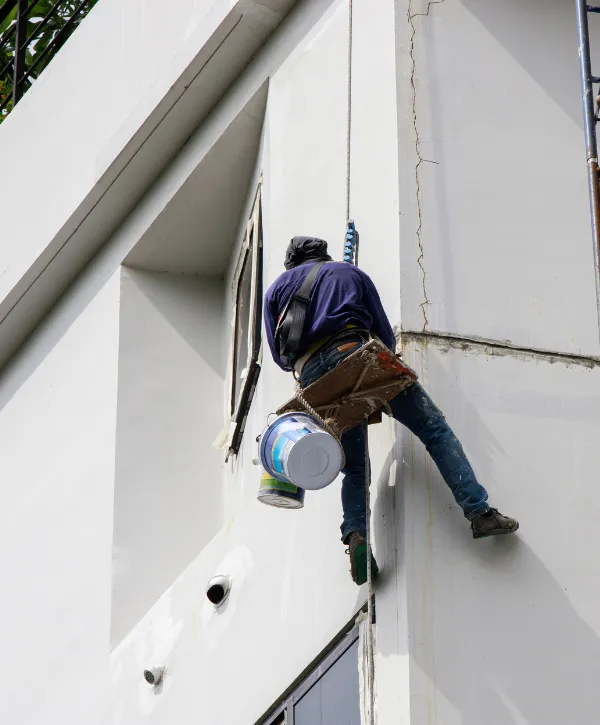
[274,260,328,371]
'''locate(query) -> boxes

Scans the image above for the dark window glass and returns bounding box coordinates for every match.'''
[231,249,252,409]
[294,638,361,725]
[228,185,263,456]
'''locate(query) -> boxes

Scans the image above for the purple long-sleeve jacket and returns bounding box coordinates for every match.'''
[264,261,395,370]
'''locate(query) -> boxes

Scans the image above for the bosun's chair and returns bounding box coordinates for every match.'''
[277,339,418,436]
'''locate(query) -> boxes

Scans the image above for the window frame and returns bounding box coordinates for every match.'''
[227,183,263,458]
[256,625,360,725]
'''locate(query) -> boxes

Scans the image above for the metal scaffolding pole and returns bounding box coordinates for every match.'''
[576,0,600,335]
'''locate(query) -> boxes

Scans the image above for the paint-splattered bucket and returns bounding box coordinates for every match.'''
[259,412,343,491]
[257,470,305,509]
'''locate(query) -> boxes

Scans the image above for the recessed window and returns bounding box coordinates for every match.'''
[227,184,263,457]
[258,627,361,725]
[231,250,253,410]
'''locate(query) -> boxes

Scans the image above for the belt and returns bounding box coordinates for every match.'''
[294,326,371,375]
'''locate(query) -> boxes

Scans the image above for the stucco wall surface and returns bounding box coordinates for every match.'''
[400,338,600,725]
[0,270,120,723]
[396,0,600,357]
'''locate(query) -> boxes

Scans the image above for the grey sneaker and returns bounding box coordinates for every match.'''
[471,508,519,539]
[345,532,379,585]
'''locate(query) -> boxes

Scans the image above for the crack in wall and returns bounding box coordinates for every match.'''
[408,0,445,332]
[402,329,600,370]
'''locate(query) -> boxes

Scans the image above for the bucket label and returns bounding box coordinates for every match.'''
[260,475,299,494]
[277,418,322,436]
[270,419,319,480]
[271,434,296,479]
[260,412,340,489]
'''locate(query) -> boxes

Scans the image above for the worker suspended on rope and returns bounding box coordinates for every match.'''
[264,235,519,586]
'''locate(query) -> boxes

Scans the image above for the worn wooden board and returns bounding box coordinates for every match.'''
[277,339,418,435]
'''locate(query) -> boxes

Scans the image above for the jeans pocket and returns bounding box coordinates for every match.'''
[300,337,365,387]
[322,341,361,373]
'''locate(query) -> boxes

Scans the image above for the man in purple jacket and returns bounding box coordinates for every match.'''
[265,236,518,585]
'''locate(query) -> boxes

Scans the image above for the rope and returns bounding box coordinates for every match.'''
[294,383,339,439]
[365,422,375,725]
[345,1,375,719]
[345,0,353,224]
[319,355,397,421]
[297,377,376,724]
[320,383,396,421]
[320,357,373,421]
[294,383,346,468]
[354,354,371,391]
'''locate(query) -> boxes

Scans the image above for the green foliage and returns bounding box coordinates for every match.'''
[0,78,12,116]
[0,0,99,122]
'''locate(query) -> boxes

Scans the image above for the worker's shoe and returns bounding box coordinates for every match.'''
[345,532,379,586]
[471,508,519,539]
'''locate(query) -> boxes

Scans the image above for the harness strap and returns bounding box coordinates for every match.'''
[275,261,328,370]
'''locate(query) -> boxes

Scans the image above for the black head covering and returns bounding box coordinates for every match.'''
[284,236,332,270]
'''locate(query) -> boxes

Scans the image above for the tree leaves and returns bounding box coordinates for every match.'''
[0,0,98,122]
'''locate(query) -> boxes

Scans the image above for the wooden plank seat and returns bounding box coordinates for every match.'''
[277,339,418,436]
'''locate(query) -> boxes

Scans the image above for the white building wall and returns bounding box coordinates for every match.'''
[395,1,600,723]
[400,339,600,725]
[0,0,298,369]
[0,269,120,723]
[397,0,600,356]
[0,2,404,723]
[111,269,225,646]
[0,0,232,310]
[0,0,599,724]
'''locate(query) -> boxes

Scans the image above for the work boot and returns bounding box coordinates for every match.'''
[345,532,379,586]
[471,508,519,539]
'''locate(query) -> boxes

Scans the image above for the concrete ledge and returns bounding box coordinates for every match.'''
[0,0,298,368]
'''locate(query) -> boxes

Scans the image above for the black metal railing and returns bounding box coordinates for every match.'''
[0,0,98,122]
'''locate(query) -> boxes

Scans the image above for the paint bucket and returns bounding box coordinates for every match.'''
[259,412,343,491]
[257,470,305,509]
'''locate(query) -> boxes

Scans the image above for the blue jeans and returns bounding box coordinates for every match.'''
[300,337,489,541]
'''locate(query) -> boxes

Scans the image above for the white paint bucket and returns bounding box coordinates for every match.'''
[259,412,343,491]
